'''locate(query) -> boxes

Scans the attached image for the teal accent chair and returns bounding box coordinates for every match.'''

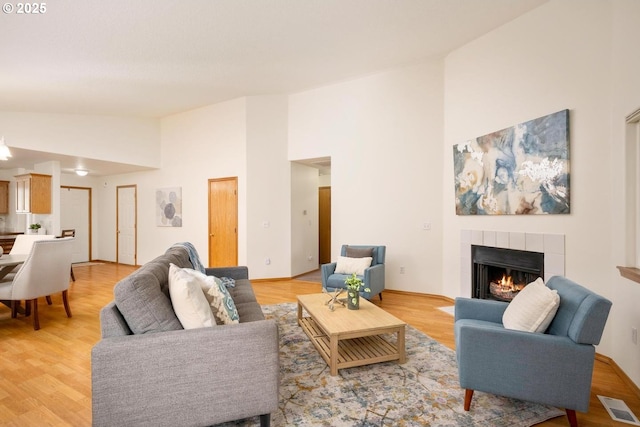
[454,276,612,427]
[321,245,386,300]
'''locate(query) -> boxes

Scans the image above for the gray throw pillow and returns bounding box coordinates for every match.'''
[345,246,374,259]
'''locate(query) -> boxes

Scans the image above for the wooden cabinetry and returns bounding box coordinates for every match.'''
[0,181,9,214]
[15,173,52,214]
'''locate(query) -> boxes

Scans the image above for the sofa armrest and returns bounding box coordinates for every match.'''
[92,319,279,427]
[321,262,337,289]
[454,297,508,324]
[363,264,385,298]
[205,266,249,280]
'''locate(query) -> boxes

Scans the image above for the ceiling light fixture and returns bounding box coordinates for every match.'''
[0,136,12,161]
[75,169,89,176]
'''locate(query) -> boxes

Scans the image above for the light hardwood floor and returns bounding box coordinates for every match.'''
[0,263,637,426]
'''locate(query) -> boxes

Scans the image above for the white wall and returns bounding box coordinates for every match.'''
[94,95,293,280]
[443,0,620,360]
[290,163,320,276]
[609,0,640,389]
[0,112,160,167]
[246,95,291,279]
[289,62,445,293]
[96,98,248,264]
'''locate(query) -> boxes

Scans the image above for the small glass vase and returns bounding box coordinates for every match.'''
[347,290,360,310]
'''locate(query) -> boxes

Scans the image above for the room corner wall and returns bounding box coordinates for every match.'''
[443,0,630,373]
[288,61,445,294]
[246,95,291,279]
[609,0,640,389]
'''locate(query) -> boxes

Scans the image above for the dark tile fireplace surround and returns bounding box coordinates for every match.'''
[460,230,565,300]
[472,245,544,301]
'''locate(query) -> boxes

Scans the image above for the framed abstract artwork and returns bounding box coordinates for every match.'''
[156,187,183,226]
[453,109,570,215]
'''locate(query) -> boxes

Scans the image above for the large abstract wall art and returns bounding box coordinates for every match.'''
[453,109,570,215]
[156,187,183,226]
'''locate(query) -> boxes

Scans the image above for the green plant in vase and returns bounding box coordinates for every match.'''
[29,223,41,234]
[344,273,370,310]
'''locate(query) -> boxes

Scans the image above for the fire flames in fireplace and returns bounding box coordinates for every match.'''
[489,274,526,301]
[472,245,544,302]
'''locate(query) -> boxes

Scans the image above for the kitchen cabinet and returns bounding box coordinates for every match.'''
[0,181,9,214]
[15,173,52,214]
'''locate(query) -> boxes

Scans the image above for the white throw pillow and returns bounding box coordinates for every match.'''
[168,263,217,329]
[180,267,222,306]
[502,277,560,333]
[334,256,373,276]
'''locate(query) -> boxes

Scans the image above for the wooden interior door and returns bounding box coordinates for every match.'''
[117,185,137,265]
[319,186,331,264]
[208,177,238,267]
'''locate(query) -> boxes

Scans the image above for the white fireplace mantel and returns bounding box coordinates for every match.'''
[459,230,565,298]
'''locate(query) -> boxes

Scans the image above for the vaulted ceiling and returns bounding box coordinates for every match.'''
[1,0,546,174]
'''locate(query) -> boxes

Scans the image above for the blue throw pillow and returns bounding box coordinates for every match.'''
[207,279,239,324]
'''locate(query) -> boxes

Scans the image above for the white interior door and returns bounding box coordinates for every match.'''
[60,187,90,263]
[117,185,136,265]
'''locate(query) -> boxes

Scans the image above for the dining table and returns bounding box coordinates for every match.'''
[0,253,27,280]
[0,253,28,314]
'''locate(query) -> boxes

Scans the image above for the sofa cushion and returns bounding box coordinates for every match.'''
[229,279,257,304]
[503,278,560,333]
[326,273,354,290]
[113,248,193,334]
[168,264,217,329]
[334,256,372,276]
[235,301,266,323]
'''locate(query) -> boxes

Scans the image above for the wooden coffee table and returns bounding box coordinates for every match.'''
[297,293,406,376]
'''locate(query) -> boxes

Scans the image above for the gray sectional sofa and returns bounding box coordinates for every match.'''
[91,246,279,427]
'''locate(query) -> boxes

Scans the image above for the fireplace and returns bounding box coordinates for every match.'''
[472,245,544,302]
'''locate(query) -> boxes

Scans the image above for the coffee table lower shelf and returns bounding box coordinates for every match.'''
[299,316,402,374]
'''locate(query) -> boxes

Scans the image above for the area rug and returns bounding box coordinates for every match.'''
[72,261,104,267]
[216,303,564,426]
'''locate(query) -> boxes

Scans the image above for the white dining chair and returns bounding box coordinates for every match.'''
[9,234,56,255]
[0,238,74,330]
[7,234,59,304]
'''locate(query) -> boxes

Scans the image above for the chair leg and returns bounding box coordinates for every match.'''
[464,389,474,411]
[25,300,31,316]
[46,295,52,305]
[70,266,75,282]
[62,290,72,318]
[379,292,383,301]
[10,300,18,318]
[566,409,578,427]
[31,299,40,330]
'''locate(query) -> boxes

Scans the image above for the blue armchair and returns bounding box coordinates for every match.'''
[321,245,385,300]
[454,276,611,427]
